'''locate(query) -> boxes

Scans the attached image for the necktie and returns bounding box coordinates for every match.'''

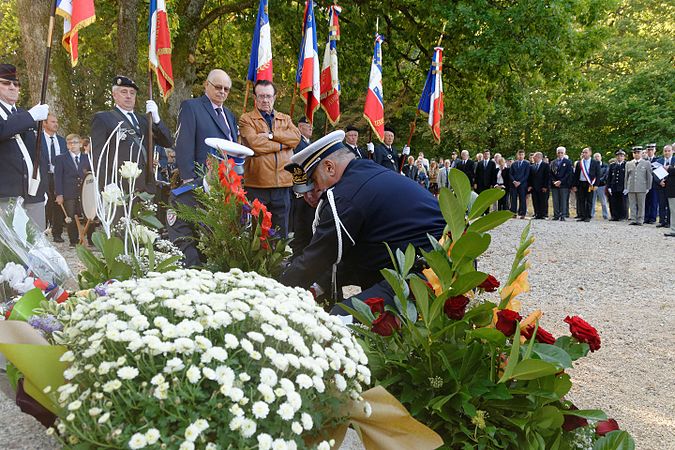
[445,170,449,187]
[215,107,231,140]
[535,163,539,171]
[127,112,140,131]
[75,155,80,167]
[10,106,17,114]
[49,136,56,168]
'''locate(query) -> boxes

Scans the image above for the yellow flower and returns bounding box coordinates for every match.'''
[518,310,542,343]
[499,269,530,303]
[422,268,443,296]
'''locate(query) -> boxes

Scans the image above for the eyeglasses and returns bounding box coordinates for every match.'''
[207,80,231,92]
[255,94,275,100]
[0,79,20,87]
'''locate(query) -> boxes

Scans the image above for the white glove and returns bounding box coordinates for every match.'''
[402,145,411,155]
[622,189,628,195]
[146,100,160,124]
[607,188,612,195]
[367,142,375,154]
[28,103,49,122]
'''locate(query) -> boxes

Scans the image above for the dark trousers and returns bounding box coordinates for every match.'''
[46,174,64,236]
[657,187,670,224]
[645,187,658,222]
[551,187,569,219]
[246,187,291,238]
[531,188,549,218]
[576,182,593,219]
[509,183,528,216]
[62,199,79,244]
[168,190,203,268]
[496,186,509,210]
[609,190,626,220]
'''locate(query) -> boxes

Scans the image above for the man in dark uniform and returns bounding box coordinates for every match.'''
[373,126,400,171]
[170,69,237,267]
[343,125,365,159]
[289,117,312,233]
[607,149,627,220]
[295,117,312,154]
[91,76,173,194]
[0,63,51,229]
[279,130,446,314]
[528,152,550,219]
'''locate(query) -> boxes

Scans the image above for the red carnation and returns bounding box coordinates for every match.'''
[479,274,500,292]
[562,405,588,431]
[364,297,400,337]
[564,315,601,352]
[495,309,522,336]
[521,325,556,345]
[444,295,470,320]
[596,418,620,436]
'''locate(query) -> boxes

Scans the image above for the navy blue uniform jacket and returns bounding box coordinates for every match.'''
[175,95,239,181]
[280,158,446,290]
[550,157,574,189]
[41,133,66,165]
[54,153,91,200]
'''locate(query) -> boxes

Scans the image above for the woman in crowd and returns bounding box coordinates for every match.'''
[416,161,429,190]
[428,160,439,196]
[494,154,511,211]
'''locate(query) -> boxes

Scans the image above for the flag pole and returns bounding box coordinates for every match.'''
[242,82,251,113]
[289,81,298,118]
[146,69,155,185]
[32,0,58,183]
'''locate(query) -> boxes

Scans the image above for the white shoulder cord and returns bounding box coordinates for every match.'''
[0,108,40,197]
[325,188,355,299]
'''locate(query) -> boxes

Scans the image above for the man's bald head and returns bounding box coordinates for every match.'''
[204,69,232,106]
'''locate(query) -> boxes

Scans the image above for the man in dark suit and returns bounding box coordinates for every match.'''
[509,149,531,218]
[607,149,627,220]
[373,126,400,172]
[474,149,496,194]
[644,143,659,224]
[343,125,365,159]
[454,150,475,186]
[663,144,675,237]
[91,75,173,194]
[655,144,672,228]
[0,63,51,229]
[549,146,574,221]
[54,134,91,246]
[401,156,418,180]
[171,69,239,267]
[41,113,67,241]
[572,147,601,221]
[528,152,550,219]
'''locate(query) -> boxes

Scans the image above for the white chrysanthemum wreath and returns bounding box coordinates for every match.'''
[50,269,371,450]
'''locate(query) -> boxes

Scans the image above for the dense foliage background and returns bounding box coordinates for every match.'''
[0,0,672,159]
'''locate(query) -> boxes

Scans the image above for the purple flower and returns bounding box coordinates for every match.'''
[94,280,117,297]
[28,314,63,337]
[241,203,252,226]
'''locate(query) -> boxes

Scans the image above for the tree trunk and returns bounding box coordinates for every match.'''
[116,0,140,76]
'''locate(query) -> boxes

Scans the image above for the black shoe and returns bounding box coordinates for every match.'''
[656,223,668,228]
[53,236,64,243]
[664,233,675,237]
[629,222,638,225]
[583,219,591,222]
[576,218,585,222]
[645,220,655,224]
[559,217,565,221]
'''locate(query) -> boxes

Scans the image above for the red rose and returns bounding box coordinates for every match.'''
[596,418,620,436]
[364,297,400,337]
[444,295,470,320]
[479,274,500,292]
[562,405,588,431]
[522,325,556,345]
[495,309,522,336]
[564,316,601,352]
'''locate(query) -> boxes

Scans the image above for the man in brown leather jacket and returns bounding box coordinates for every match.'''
[239,80,301,237]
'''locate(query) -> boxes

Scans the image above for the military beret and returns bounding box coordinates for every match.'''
[345,125,360,133]
[384,125,395,134]
[291,130,346,177]
[113,75,139,91]
[615,149,626,156]
[0,64,18,82]
[297,116,309,125]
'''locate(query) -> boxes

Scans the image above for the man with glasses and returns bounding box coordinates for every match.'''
[170,69,239,267]
[0,63,51,229]
[239,79,301,238]
[90,75,173,194]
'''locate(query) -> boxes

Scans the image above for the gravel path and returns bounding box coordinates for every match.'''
[1,218,673,449]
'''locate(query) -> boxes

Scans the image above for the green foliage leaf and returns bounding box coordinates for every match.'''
[467,210,514,234]
[554,336,590,361]
[499,325,521,383]
[532,343,573,369]
[450,232,491,263]
[562,409,608,421]
[509,359,559,381]
[449,271,488,296]
[468,189,505,220]
[468,328,506,346]
[448,168,472,209]
[409,277,430,327]
[438,187,466,242]
[593,431,636,450]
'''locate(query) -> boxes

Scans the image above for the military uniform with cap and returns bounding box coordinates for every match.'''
[606,149,627,220]
[0,63,50,229]
[90,76,173,194]
[624,146,652,225]
[373,126,400,171]
[343,125,365,159]
[279,130,446,314]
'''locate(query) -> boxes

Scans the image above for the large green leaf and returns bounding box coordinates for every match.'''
[593,431,635,450]
[8,289,45,321]
[468,189,505,220]
[554,336,590,361]
[448,168,472,209]
[76,244,106,275]
[438,187,466,242]
[509,359,559,381]
[532,343,573,369]
[422,248,454,290]
[410,277,430,327]
[498,325,521,383]
[449,271,488,295]
[468,328,506,346]
[450,232,491,263]
[532,405,564,431]
[467,210,514,234]
[562,409,607,421]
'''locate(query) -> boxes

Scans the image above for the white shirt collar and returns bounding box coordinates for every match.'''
[116,105,135,115]
[0,99,16,113]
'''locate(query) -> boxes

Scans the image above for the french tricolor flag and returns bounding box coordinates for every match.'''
[149,0,174,100]
[55,0,96,67]
[363,33,385,142]
[418,46,444,143]
[247,0,273,84]
[296,0,320,124]
[320,4,341,125]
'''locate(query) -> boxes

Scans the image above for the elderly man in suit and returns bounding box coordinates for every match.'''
[509,149,531,218]
[655,144,673,229]
[454,150,475,187]
[54,134,91,247]
[169,69,239,267]
[343,125,365,159]
[41,113,67,241]
[0,63,51,229]
[91,76,173,194]
[663,144,675,237]
[438,159,452,190]
[528,152,550,219]
[572,147,601,222]
[475,149,496,194]
[372,126,403,172]
[549,146,574,221]
[624,146,653,226]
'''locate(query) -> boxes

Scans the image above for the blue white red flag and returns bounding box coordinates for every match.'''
[363,33,384,142]
[295,1,321,124]
[320,4,341,125]
[247,0,273,84]
[149,0,174,100]
[417,46,444,143]
[55,0,96,67]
